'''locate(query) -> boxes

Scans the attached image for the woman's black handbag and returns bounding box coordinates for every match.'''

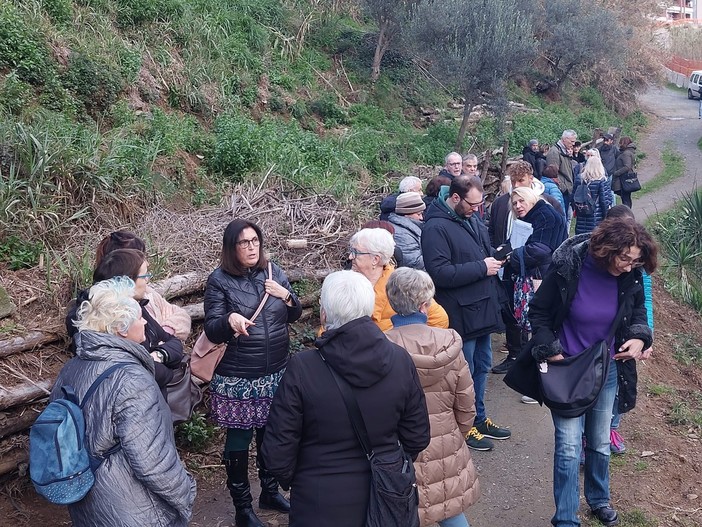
[538,304,625,418]
[619,172,641,193]
[166,356,203,424]
[319,353,420,527]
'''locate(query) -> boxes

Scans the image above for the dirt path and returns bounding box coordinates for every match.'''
[632,85,702,222]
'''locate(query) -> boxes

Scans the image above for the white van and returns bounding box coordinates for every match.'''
[688,70,702,100]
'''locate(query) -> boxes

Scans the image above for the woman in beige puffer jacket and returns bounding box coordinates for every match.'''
[385,268,480,527]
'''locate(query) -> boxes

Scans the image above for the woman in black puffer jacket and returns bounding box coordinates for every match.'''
[204,219,302,527]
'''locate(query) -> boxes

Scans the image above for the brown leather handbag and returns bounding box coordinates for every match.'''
[191,262,272,382]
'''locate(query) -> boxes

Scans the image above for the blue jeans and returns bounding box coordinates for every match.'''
[439,513,470,527]
[550,360,617,527]
[462,333,492,424]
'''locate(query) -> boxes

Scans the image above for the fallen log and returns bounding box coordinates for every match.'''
[0,380,53,412]
[151,272,208,299]
[0,448,28,478]
[0,331,60,359]
[0,407,41,438]
[183,303,204,322]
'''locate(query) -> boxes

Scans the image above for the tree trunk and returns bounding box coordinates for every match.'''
[455,101,475,152]
[501,140,510,176]
[0,407,41,438]
[0,380,53,411]
[0,448,28,477]
[371,22,391,82]
[151,272,208,299]
[0,331,60,358]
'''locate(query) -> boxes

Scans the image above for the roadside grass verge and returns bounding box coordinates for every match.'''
[698,136,702,152]
[666,82,688,94]
[638,144,685,197]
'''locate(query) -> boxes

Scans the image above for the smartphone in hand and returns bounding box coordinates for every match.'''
[494,242,512,260]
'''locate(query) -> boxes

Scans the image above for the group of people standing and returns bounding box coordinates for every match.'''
[51,126,655,527]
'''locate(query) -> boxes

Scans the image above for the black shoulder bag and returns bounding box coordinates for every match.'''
[538,303,625,418]
[318,352,420,527]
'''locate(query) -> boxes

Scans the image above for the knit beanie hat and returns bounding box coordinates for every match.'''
[395,192,426,215]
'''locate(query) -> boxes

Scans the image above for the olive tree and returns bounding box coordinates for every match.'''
[408,0,535,150]
[362,0,419,82]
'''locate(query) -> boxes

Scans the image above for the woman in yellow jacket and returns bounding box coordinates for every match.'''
[348,228,448,331]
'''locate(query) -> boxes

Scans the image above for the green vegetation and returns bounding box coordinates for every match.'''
[651,189,702,313]
[698,136,702,152]
[647,384,675,397]
[638,145,685,196]
[666,82,688,94]
[672,334,702,366]
[0,0,650,272]
[175,412,217,452]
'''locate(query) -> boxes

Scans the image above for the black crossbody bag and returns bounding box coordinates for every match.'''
[538,303,625,418]
[318,352,420,527]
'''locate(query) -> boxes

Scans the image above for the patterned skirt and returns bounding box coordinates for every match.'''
[209,369,285,429]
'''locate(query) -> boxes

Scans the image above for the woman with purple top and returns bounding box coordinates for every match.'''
[527,217,657,527]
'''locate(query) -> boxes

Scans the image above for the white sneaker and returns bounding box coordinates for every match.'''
[520,395,538,404]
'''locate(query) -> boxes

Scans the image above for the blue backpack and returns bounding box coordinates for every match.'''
[572,182,595,216]
[29,363,128,504]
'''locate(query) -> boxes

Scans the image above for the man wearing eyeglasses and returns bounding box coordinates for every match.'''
[438,151,463,181]
[546,129,577,222]
[422,175,511,452]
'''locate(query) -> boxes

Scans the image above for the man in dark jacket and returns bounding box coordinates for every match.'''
[379,176,423,221]
[421,175,510,452]
[521,139,543,176]
[262,271,430,527]
[597,133,617,177]
[438,151,463,181]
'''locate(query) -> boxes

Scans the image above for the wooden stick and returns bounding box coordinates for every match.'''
[0,380,53,411]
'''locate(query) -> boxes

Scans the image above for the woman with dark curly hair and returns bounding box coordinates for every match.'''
[526,216,657,527]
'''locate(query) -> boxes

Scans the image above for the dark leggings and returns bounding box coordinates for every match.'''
[620,191,632,208]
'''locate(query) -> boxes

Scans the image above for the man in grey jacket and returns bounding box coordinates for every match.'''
[546,129,577,216]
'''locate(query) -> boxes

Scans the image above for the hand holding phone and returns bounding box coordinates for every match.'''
[494,242,512,261]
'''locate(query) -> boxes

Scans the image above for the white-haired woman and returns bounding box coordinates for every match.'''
[384,268,479,527]
[53,277,196,526]
[262,270,430,527]
[573,149,613,235]
[348,227,449,331]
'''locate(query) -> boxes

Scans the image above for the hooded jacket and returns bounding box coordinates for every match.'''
[385,321,479,527]
[261,316,430,527]
[507,235,652,410]
[545,141,575,194]
[598,142,618,176]
[421,187,504,340]
[388,212,425,269]
[52,331,196,527]
[204,262,302,378]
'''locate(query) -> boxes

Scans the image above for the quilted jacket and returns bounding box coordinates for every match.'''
[385,322,479,527]
[51,330,196,527]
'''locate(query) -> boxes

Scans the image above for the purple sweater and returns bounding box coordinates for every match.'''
[559,254,618,357]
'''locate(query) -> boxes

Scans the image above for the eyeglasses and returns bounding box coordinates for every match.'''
[616,254,644,268]
[136,272,152,280]
[349,247,374,258]
[461,196,485,209]
[236,237,260,249]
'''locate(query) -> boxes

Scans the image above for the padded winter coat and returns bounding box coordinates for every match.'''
[422,188,505,340]
[143,287,192,340]
[611,143,637,192]
[385,323,479,527]
[388,212,425,270]
[204,263,302,379]
[573,178,613,235]
[51,331,196,527]
[372,265,449,331]
[545,141,575,195]
[261,316,430,527]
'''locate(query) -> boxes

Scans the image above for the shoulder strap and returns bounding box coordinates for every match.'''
[250,262,273,324]
[80,363,131,408]
[317,351,374,460]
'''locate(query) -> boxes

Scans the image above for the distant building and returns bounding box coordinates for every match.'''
[661,0,700,20]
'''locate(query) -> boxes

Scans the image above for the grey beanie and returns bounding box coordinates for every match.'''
[528,139,539,146]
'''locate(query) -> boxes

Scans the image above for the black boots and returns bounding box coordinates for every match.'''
[224,451,265,527]
[255,428,290,513]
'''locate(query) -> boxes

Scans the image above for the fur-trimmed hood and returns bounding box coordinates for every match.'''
[550,233,590,281]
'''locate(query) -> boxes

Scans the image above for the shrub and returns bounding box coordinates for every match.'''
[209,114,265,181]
[0,3,52,84]
[309,95,348,124]
[62,52,124,116]
[175,412,216,452]
[41,0,73,25]
[0,235,44,270]
[0,72,33,114]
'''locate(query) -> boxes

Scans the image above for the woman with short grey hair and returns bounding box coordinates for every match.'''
[348,228,449,331]
[262,270,430,526]
[52,277,196,527]
[385,267,480,527]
